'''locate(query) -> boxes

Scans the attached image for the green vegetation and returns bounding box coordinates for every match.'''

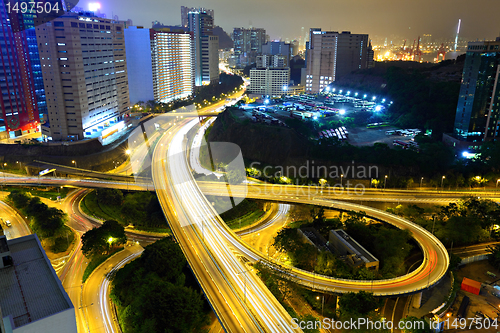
[81,220,127,259]
[388,197,500,247]
[274,206,413,279]
[81,189,169,231]
[254,262,321,333]
[215,198,266,229]
[132,73,243,113]
[110,238,210,333]
[8,186,69,201]
[82,246,124,283]
[8,190,72,252]
[337,291,387,333]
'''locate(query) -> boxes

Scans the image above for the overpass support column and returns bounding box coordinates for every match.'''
[412,292,422,309]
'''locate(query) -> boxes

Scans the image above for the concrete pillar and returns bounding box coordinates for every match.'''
[412,292,422,309]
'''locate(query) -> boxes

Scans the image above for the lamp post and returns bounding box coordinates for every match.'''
[340,174,344,187]
[420,177,423,188]
[316,295,324,317]
[441,176,445,190]
[126,150,131,191]
[384,175,388,189]
[72,160,77,168]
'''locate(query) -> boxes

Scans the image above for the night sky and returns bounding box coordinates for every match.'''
[82,0,499,43]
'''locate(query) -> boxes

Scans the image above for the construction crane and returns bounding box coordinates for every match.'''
[437,43,446,62]
[414,36,422,62]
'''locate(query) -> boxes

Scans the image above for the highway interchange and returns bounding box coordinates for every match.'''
[1,92,498,332]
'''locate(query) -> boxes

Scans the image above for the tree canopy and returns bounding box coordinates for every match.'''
[81,220,127,259]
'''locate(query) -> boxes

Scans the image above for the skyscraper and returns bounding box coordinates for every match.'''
[233,27,266,67]
[36,12,130,141]
[304,29,370,93]
[125,26,193,104]
[181,6,213,28]
[0,2,44,138]
[150,29,193,103]
[448,37,500,151]
[188,10,219,86]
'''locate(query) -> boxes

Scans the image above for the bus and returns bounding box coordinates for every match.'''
[393,140,409,149]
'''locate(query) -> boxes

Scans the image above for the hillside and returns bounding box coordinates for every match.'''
[207,108,310,167]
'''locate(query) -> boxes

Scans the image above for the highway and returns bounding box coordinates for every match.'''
[152,117,302,332]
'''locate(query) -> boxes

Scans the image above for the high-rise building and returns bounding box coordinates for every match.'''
[36,12,130,141]
[262,41,291,65]
[150,29,193,103]
[0,235,77,332]
[188,10,219,86]
[256,54,288,69]
[446,37,500,151]
[233,27,266,67]
[124,26,154,104]
[249,67,290,97]
[304,29,370,93]
[181,6,213,28]
[0,2,45,139]
[124,26,193,105]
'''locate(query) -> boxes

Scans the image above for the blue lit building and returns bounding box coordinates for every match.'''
[445,37,500,152]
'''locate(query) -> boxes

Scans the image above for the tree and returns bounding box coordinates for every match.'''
[488,244,500,271]
[8,190,31,208]
[81,220,126,259]
[338,291,380,317]
[96,188,123,206]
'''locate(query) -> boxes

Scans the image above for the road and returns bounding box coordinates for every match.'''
[82,244,144,333]
[152,117,301,332]
[0,193,30,239]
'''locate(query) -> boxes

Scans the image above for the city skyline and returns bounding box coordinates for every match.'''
[79,0,500,42]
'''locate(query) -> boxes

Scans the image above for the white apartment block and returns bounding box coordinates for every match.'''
[249,68,290,97]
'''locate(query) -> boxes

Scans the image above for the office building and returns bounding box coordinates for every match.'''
[249,67,290,97]
[0,235,77,332]
[305,29,370,93]
[256,54,288,69]
[444,37,500,152]
[0,2,45,139]
[125,26,193,105]
[262,41,291,64]
[233,27,266,67]
[181,6,213,28]
[36,12,130,141]
[188,10,219,86]
[329,229,379,270]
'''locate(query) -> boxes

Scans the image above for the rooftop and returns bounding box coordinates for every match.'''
[331,229,379,264]
[0,235,73,329]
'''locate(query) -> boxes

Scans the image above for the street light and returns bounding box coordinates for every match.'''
[340,174,344,187]
[72,160,77,168]
[384,175,388,189]
[420,177,423,188]
[316,295,324,317]
[441,176,445,189]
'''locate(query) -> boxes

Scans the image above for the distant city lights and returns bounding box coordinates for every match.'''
[88,2,101,11]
